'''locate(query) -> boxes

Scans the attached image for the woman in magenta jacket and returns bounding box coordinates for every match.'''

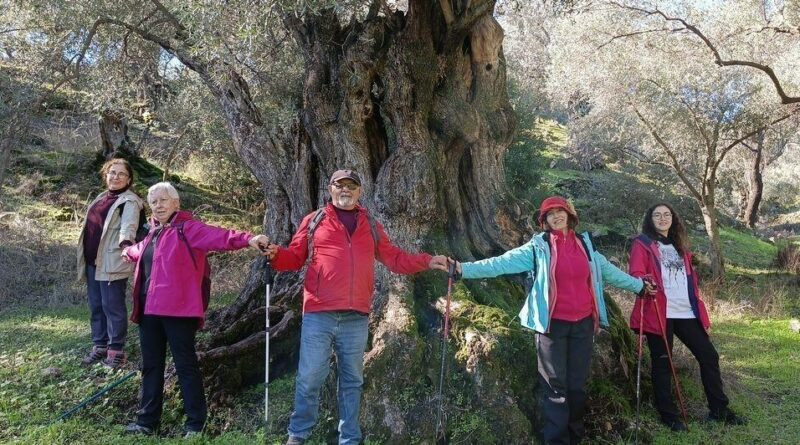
[629,202,744,431]
[121,182,269,437]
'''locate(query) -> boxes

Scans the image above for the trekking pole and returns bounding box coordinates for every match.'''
[435,260,456,443]
[652,300,690,430]
[54,370,137,423]
[634,297,646,445]
[264,258,274,424]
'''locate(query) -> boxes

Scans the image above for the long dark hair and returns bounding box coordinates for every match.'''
[642,202,689,255]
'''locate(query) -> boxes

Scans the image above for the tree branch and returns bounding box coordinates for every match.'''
[598,27,684,49]
[740,140,758,153]
[633,106,703,201]
[612,2,800,104]
[0,27,31,35]
[713,112,794,172]
[148,0,187,36]
[439,0,456,26]
[82,17,219,97]
[643,78,713,151]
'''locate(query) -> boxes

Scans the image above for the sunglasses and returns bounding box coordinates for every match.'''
[332,182,360,191]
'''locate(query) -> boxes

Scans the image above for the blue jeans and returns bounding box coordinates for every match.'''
[288,311,369,444]
[85,265,128,350]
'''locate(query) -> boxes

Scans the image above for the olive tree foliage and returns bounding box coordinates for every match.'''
[496,1,556,116]
[0,0,85,184]
[546,0,799,281]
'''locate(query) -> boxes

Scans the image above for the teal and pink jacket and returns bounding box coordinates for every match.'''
[126,210,253,325]
[628,234,711,335]
[462,231,644,333]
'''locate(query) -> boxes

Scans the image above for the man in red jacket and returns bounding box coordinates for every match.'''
[265,169,448,445]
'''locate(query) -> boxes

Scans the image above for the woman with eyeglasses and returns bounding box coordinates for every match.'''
[76,158,144,368]
[629,203,745,431]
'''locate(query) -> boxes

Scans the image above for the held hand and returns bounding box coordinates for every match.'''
[639,276,657,299]
[448,258,462,275]
[428,255,450,271]
[121,247,133,263]
[249,235,270,252]
[262,243,280,260]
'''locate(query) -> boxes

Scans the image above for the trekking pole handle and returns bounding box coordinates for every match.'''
[447,258,459,281]
[264,259,274,286]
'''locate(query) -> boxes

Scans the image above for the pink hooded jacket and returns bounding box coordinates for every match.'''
[125,210,252,325]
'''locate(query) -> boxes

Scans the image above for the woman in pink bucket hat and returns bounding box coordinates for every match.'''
[451,196,655,444]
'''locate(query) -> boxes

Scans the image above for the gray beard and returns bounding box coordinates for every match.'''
[333,196,356,208]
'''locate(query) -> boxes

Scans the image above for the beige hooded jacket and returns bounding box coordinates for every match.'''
[76,189,144,281]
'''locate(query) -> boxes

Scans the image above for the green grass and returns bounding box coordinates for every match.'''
[644,317,800,444]
[4,308,798,444]
[0,306,295,444]
[690,226,779,272]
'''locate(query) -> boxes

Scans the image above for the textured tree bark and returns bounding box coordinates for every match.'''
[701,198,725,283]
[742,132,765,228]
[99,110,136,159]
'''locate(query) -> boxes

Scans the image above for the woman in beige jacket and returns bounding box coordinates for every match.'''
[77,158,143,368]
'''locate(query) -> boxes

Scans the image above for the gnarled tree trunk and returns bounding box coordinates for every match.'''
[99,110,136,159]
[200,3,527,440]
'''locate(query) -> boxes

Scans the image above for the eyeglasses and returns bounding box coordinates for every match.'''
[107,171,129,178]
[652,212,672,220]
[332,182,359,191]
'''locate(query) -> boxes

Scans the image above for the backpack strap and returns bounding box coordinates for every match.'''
[578,232,597,262]
[306,207,380,263]
[174,221,198,269]
[363,211,380,256]
[305,208,327,264]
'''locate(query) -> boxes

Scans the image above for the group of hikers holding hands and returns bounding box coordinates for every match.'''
[77,159,745,444]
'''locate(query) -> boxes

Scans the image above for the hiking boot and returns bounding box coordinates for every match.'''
[661,418,687,432]
[285,436,305,445]
[707,408,747,425]
[81,346,107,365]
[101,349,127,369]
[183,430,202,439]
[124,422,154,436]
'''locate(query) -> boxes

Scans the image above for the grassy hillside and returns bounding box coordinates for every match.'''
[0,112,798,443]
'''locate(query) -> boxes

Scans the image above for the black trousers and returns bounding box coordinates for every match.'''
[137,315,207,431]
[645,318,729,422]
[536,316,594,445]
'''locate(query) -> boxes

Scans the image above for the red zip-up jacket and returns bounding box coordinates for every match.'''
[628,234,711,335]
[272,203,432,314]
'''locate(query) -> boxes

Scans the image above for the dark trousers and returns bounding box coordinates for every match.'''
[646,318,729,422]
[137,315,207,432]
[536,316,594,445]
[85,265,128,350]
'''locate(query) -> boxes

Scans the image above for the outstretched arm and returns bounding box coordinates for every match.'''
[596,251,644,294]
[458,240,535,279]
[374,222,433,274]
[268,213,313,271]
